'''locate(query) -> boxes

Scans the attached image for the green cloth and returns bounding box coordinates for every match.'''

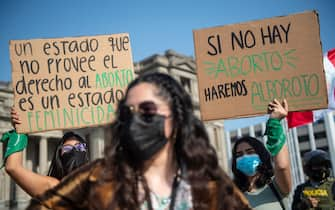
[0,130,28,168]
[264,118,286,156]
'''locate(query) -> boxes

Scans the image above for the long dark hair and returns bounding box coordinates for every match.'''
[232,136,273,192]
[47,131,88,180]
[100,72,250,210]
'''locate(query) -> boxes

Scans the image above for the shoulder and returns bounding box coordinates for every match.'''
[271,179,288,197]
[327,177,335,183]
[26,159,109,210]
[293,181,310,193]
[207,180,251,208]
[322,177,335,188]
[47,176,60,189]
[60,158,105,182]
[85,158,106,181]
[42,158,106,199]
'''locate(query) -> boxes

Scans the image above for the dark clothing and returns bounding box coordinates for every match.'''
[292,178,335,210]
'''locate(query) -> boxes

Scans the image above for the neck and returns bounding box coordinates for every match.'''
[247,174,259,192]
[143,142,177,196]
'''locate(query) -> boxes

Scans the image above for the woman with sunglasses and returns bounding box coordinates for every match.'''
[3,108,89,197]
[27,72,251,210]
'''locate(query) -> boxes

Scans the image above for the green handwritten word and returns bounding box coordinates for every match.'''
[95,69,133,88]
[204,49,297,78]
[27,104,115,132]
[251,73,319,105]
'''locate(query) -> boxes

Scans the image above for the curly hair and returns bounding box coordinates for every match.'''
[100,72,251,210]
[47,131,88,180]
[232,136,274,192]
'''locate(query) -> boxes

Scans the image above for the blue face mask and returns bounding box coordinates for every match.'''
[236,154,262,176]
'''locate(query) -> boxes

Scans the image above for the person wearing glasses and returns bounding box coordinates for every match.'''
[231,99,291,210]
[27,72,251,210]
[2,108,89,197]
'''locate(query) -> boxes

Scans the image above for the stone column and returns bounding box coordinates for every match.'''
[213,123,228,172]
[206,125,215,148]
[248,126,255,137]
[191,79,199,103]
[225,130,233,177]
[89,128,105,160]
[39,137,48,175]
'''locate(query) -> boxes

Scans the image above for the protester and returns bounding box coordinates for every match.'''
[292,149,335,209]
[1,108,89,197]
[231,99,292,210]
[26,72,251,210]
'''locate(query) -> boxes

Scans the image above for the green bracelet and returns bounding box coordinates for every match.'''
[264,118,286,156]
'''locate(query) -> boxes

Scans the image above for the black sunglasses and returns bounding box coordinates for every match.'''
[118,101,164,123]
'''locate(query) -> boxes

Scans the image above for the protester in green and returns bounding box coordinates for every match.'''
[292,149,335,210]
[1,108,89,197]
[231,99,292,210]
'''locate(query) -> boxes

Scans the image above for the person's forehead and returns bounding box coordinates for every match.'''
[63,139,80,145]
[236,142,254,152]
[126,83,164,105]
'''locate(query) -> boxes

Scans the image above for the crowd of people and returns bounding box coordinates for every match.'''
[1,72,335,210]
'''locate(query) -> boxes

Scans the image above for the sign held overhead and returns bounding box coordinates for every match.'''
[193,11,327,121]
[10,33,134,133]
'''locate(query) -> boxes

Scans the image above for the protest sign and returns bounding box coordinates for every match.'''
[10,33,134,133]
[193,11,327,121]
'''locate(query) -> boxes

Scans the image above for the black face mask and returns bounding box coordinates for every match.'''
[309,167,330,182]
[120,113,168,161]
[61,150,88,176]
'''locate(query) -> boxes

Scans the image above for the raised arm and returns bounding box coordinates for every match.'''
[265,99,292,195]
[5,149,59,197]
[4,107,59,197]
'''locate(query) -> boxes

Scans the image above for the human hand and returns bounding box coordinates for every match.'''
[267,99,288,120]
[11,107,22,129]
[308,197,319,208]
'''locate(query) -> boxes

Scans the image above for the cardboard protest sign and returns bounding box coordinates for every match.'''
[193,11,327,121]
[10,33,134,133]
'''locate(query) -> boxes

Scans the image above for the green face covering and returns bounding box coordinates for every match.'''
[0,130,28,168]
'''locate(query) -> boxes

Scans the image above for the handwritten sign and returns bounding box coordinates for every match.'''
[193,11,327,121]
[10,33,134,133]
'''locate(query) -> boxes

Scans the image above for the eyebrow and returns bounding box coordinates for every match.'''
[246,148,255,152]
[236,147,255,154]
